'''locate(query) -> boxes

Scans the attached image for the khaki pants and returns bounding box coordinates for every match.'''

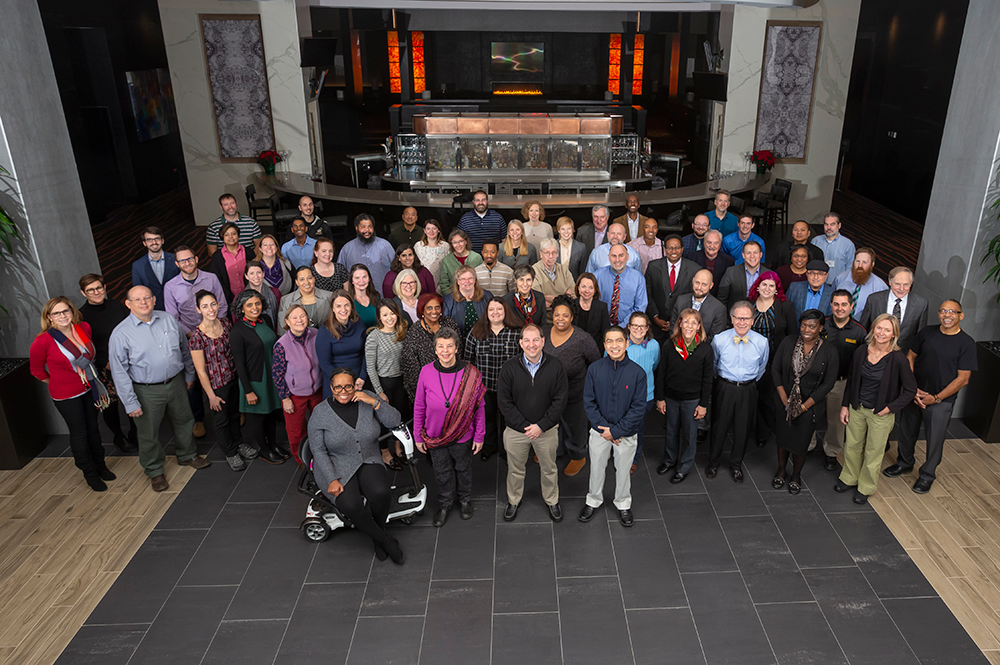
[840,405,895,496]
[587,430,638,510]
[504,426,559,506]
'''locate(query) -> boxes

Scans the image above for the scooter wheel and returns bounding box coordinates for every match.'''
[303,520,331,542]
[400,516,413,525]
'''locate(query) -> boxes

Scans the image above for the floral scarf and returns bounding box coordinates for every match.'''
[421,363,487,449]
[786,337,821,423]
[515,290,537,323]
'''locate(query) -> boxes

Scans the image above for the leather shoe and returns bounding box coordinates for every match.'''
[670,472,688,484]
[113,436,138,453]
[432,507,451,527]
[833,479,855,493]
[657,462,673,476]
[503,503,519,522]
[150,474,169,492]
[912,478,933,494]
[192,422,206,438]
[853,490,869,505]
[578,505,596,522]
[259,449,285,464]
[548,503,563,522]
[705,465,719,479]
[731,468,744,484]
[274,443,292,460]
[564,458,586,477]
[459,501,474,520]
[696,429,709,444]
[883,463,913,478]
[619,509,634,527]
[178,455,211,470]
[823,455,838,472]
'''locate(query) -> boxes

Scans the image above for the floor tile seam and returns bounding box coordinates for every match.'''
[342,531,377,665]
[552,514,566,665]
[677,569,743,576]
[491,611,560,616]
[490,456,498,665]
[429,577,494,582]
[621,606,690,612]
[605,509,639,665]
[302,581,372,586]
[413,528,440,665]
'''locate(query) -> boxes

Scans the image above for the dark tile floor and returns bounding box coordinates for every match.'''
[51,416,988,665]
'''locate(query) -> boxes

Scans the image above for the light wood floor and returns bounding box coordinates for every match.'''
[0,456,193,665]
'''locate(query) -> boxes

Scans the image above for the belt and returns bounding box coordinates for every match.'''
[719,377,756,388]
[133,372,180,387]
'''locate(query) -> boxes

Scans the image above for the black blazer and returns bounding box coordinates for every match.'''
[858,291,929,354]
[769,240,824,269]
[229,314,275,393]
[842,347,917,414]
[207,248,242,308]
[644,257,698,336]
[131,252,180,311]
[771,336,839,407]
[717,263,751,309]
[763,299,800,357]
[576,300,611,349]
[559,239,588,280]
[670,293,728,341]
[503,290,547,327]
[575,223,610,257]
[692,249,735,298]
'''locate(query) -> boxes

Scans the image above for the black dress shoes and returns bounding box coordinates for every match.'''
[853,490,869,505]
[548,503,563,522]
[619,509,634,527]
[459,501,474,520]
[912,478,933,494]
[578,505,596,522]
[824,456,838,471]
[670,472,688,484]
[503,503,519,522]
[696,429,709,444]
[731,468,744,484]
[259,448,286,464]
[705,465,719,479]
[274,442,292,460]
[656,462,673,476]
[114,436,138,453]
[433,507,451,527]
[833,479,855,493]
[883,463,913,478]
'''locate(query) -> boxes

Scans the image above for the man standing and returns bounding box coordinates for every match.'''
[108,286,211,491]
[475,240,515,297]
[646,235,697,341]
[771,220,824,268]
[595,245,648,327]
[717,241,763,308]
[388,206,424,248]
[811,212,856,283]
[497,324,569,522]
[458,190,506,253]
[691,229,735,297]
[707,301,768,482]
[786,260,833,317]
[206,193,262,256]
[297,196,333,240]
[627,217,665,274]
[337,213,396,290]
[832,247,887,317]
[682,214,711,258]
[613,193,649,243]
[281,217,317,269]
[706,190,739,238]
[815,289,867,471]
[883,300,976,493]
[576,204,611,257]
[722,213,766,265]
[671,269,727,341]
[586,222,642,273]
[859,266,928,353]
[579,326,647,527]
[131,226,179,311]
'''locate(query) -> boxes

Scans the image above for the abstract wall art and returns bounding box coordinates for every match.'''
[125,68,178,142]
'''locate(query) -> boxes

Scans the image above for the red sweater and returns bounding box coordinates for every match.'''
[29,323,96,400]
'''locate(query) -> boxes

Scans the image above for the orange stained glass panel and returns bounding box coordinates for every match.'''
[388,31,398,47]
[389,49,399,63]
[609,79,620,94]
[634,34,644,49]
[413,62,425,78]
[609,34,621,49]
[390,78,401,93]
[609,49,621,65]
[389,62,400,78]
[633,49,644,65]
[632,80,642,95]
[412,47,424,63]
[608,64,620,79]
[633,63,643,79]
[412,31,423,46]
[414,78,425,93]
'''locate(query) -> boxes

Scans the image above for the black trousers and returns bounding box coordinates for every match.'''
[709,380,757,469]
[559,399,589,461]
[897,400,954,482]
[483,391,507,458]
[244,411,278,454]
[336,463,391,546]
[210,381,243,456]
[102,401,137,441]
[429,442,473,506]
[53,393,106,476]
[755,371,776,444]
[379,374,409,417]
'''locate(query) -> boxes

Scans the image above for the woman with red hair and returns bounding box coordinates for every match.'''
[748,271,798,447]
[401,292,462,402]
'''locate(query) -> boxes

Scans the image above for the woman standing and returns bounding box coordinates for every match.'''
[311,237,349,293]
[391,269,421,324]
[556,217,587,280]
[78,274,136,452]
[401,293,462,402]
[346,264,381,329]
[748,271,798,447]
[655,309,714,485]
[532,238,576,314]
[414,219,450,289]
[497,220,539,270]
[438,229,483,295]
[189,290,256,471]
[521,200,554,254]
[308,368,405,564]
[208,222,247,307]
[229,290,288,464]
[414,327,486,527]
[772,309,839,494]
[835,314,917,504]
[272,304,323,464]
[465,298,523,462]
[574,272,611,348]
[316,290,368,398]
[543,295,600,477]
[775,246,810,291]
[244,261,279,320]
[503,266,547,326]
[278,266,333,329]
[255,233,294,298]
[30,297,114,491]
[382,244,436,298]
[442,266,492,337]
[626,312,660,474]
[365,300,408,413]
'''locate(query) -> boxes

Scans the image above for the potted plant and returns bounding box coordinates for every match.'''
[257,150,283,176]
[749,150,775,174]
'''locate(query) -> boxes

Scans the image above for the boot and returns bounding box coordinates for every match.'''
[84,472,107,492]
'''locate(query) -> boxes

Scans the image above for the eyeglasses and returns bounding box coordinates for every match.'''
[331,385,354,393]
[939,309,961,315]
[129,296,154,303]
[143,237,163,243]
[629,323,649,330]
[177,257,197,264]
[83,285,105,294]
[49,309,72,317]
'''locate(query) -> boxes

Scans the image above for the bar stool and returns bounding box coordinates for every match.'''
[245,184,274,223]
[767,181,791,234]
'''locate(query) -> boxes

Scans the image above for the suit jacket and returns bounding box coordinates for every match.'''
[716,263,751,309]
[559,239,588,280]
[645,257,698,337]
[691,249,735,298]
[576,223,610,258]
[670,294,728,341]
[131,252,179,311]
[278,288,334,330]
[612,213,651,243]
[858,291,929,353]
[442,292,493,336]
[786,281,833,318]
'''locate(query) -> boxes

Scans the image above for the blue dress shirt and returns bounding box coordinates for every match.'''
[595,266,648,327]
[811,234,856,283]
[586,243,643,274]
[712,328,769,382]
[281,236,317,269]
[108,311,195,413]
[832,271,888,316]
[722,231,766,265]
[805,284,826,311]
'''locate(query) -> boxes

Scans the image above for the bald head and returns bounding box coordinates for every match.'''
[607,222,627,245]
[608,244,629,272]
[692,269,713,299]
[125,285,155,320]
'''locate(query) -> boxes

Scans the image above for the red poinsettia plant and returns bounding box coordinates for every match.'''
[749,149,776,171]
[257,150,283,167]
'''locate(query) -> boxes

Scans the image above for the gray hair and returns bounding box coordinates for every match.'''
[729,300,754,318]
[592,204,610,217]
[705,229,723,242]
[538,237,559,253]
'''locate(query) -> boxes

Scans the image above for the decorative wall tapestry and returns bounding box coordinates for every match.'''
[200,14,275,162]
[754,21,822,163]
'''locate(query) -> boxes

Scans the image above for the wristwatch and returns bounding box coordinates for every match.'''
[934,394,942,404]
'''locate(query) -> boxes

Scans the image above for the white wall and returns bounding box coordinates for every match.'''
[158,0,312,225]
[719,0,861,224]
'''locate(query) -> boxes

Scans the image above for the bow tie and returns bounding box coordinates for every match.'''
[734,335,749,345]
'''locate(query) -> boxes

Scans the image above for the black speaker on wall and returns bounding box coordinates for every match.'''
[301,38,338,67]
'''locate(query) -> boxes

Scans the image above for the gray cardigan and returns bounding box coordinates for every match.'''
[307,392,401,493]
[278,287,333,329]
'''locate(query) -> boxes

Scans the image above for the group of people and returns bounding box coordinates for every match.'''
[28,188,976,563]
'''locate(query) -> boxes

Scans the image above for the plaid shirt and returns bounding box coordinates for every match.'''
[187,319,236,389]
[464,326,522,392]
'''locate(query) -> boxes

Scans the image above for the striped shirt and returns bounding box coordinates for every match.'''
[206,214,262,251]
[365,328,404,395]
[458,209,507,253]
[475,262,515,297]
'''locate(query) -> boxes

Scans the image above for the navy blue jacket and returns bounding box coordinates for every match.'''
[786,281,833,319]
[583,355,648,440]
[442,291,493,336]
[131,252,180,311]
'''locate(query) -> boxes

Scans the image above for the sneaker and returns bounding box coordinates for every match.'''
[226,454,247,472]
[237,444,259,460]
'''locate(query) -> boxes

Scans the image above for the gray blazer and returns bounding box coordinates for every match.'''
[717,265,750,309]
[307,392,401,495]
[559,239,588,280]
[497,243,538,270]
[670,293,729,341]
[859,290,929,353]
[278,287,334,329]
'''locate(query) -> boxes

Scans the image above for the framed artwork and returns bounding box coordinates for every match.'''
[125,68,178,141]
[754,21,822,163]
[200,14,276,162]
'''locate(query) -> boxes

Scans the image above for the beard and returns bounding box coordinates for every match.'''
[851,264,873,285]
[357,231,373,244]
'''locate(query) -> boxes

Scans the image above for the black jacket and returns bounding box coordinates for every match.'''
[771,336,839,407]
[207,248,242,308]
[655,339,714,406]
[842,347,917,414]
[691,249,735,298]
[503,290,548,327]
[496,353,568,433]
[229,314,275,393]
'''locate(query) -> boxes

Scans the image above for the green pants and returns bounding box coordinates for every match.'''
[839,405,895,496]
[133,374,197,478]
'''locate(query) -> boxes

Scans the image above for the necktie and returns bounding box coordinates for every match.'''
[610,274,621,325]
[734,335,748,345]
[892,297,901,321]
[851,284,861,316]
[669,264,676,291]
